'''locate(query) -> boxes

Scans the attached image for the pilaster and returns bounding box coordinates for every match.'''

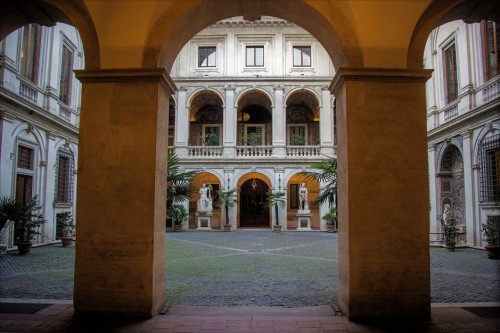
[331,67,433,321]
[272,85,286,157]
[223,85,236,158]
[461,129,476,245]
[73,68,175,317]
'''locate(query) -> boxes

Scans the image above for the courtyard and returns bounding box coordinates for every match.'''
[0,231,499,306]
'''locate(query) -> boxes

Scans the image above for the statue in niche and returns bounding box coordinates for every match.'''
[442,203,452,222]
[298,182,310,213]
[198,183,213,214]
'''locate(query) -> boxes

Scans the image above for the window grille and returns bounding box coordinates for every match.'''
[55,147,74,204]
[17,146,34,170]
[479,134,500,202]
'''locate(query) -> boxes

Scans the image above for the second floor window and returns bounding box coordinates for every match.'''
[198,46,216,67]
[482,20,500,80]
[293,46,311,67]
[17,145,34,170]
[20,24,41,83]
[479,134,500,203]
[246,46,264,67]
[59,45,73,105]
[444,43,458,104]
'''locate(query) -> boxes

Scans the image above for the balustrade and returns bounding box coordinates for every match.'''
[482,76,500,103]
[286,146,321,157]
[19,81,38,103]
[187,146,223,157]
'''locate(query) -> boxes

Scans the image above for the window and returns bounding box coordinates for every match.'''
[198,46,216,67]
[243,125,265,145]
[246,46,264,67]
[289,183,299,209]
[482,20,500,80]
[444,43,458,104]
[17,146,34,170]
[479,134,500,203]
[202,125,221,146]
[59,45,74,105]
[293,46,311,67]
[288,125,307,145]
[55,147,74,204]
[20,24,41,83]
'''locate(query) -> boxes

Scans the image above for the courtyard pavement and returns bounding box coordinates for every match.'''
[0,231,499,332]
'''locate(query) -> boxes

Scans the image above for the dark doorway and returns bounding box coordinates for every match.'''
[240,179,269,228]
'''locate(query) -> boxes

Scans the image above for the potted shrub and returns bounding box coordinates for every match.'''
[242,132,263,146]
[217,189,237,231]
[201,133,219,146]
[323,206,337,233]
[439,216,460,252]
[291,133,306,146]
[0,196,17,256]
[168,204,188,231]
[57,212,75,247]
[481,218,500,259]
[267,190,286,231]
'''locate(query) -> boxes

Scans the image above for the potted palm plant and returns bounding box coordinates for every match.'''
[217,189,237,231]
[14,196,46,255]
[267,190,286,231]
[57,212,75,247]
[323,207,337,233]
[481,218,500,259]
[439,216,460,252]
[168,204,189,231]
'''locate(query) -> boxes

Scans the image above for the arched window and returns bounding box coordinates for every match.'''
[55,147,74,204]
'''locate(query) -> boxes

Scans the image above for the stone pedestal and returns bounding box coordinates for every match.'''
[197,213,213,230]
[296,212,312,231]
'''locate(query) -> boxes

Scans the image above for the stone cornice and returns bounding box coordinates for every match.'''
[75,68,177,95]
[329,67,434,93]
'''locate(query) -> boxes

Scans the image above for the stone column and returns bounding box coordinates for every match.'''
[332,68,432,321]
[223,85,236,158]
[320,86,335,157]
[73,68,175,317]
[461,130,475,245]
[428,143,438,235]
[175,86,189,158]
[272,85,286,157]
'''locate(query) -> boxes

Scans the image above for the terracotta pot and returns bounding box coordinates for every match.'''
[327,224,336,233]
[445,241,456,252]
[273,225,282,232]
[484,245,500,259]
[223,224,232,231]
[61,237,74,247]
[0,243,7,256]
[17,241,33,255]
[174,224,183,231]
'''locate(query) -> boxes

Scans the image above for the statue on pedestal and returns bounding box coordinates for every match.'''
[298,182,309,213]
[197,183,213,214]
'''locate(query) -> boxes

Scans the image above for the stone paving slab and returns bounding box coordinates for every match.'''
[0,231,499,307]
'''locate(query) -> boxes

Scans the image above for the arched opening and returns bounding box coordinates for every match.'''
[285,90,320,147]
[189,91,224,147]
[237,91,273,146]
[237,173,271,228]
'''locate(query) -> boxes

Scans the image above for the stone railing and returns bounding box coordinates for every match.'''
[286,145,321,157]
[187,146,223,157]
[19,81,38,103]
[481,75,500,103]
[443,102,459,121]
[236,145,273,157]
[59,104,72,121]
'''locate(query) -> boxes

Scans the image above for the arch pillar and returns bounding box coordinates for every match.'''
[331,68,432,320]
[73,68,175,317]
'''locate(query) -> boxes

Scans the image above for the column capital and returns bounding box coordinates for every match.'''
[330,67,433,93]
[224,84,235,91]
[273,84,284,91]
[75,68,177,95]
[460,128,473,139]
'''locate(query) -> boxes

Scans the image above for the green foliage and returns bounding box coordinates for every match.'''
[267,191,286,225]
[322,207,337,226]
[201,133,219,146]
[0,196,17,237]
[300,156,337,207]
[481,219,500,246]
[439,217,460,243]
[242,132,263,146]
[57,212,75,237]
[167,150,199,205]
[291,133,306,145]
[167,204,189,225]
[217,189,237,225]
[0,196,46,242]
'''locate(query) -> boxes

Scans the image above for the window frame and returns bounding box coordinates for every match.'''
[293,45,312,67]
[59,43,74,105]
[243,124,265,145]
[198,46,217,68]
[287,124,308,146]
[245,45,264,67]
[482,20,500,81]
[20,24,42,83]
[201,124,222,146]
[55,147,75,205]
[443,42,458,104]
